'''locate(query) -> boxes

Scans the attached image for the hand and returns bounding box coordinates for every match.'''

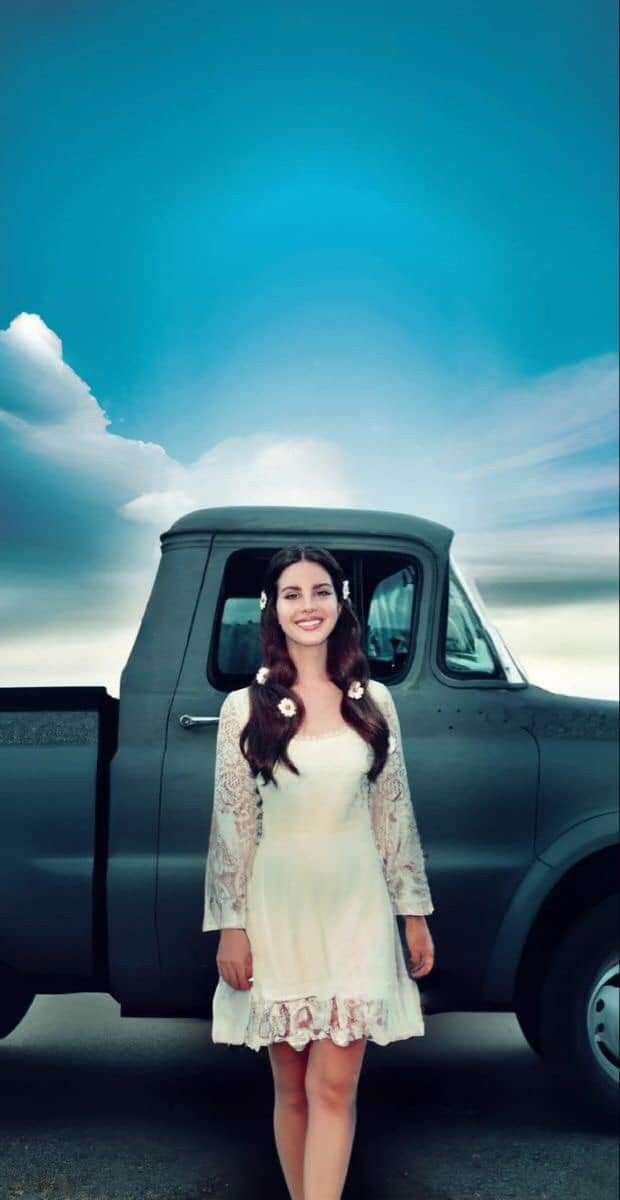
[404,915,435,979]
[216,929,254,990]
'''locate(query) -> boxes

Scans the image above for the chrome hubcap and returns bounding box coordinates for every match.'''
[587,959,619,1083]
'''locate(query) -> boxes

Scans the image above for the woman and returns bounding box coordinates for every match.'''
[202,544,435,1200]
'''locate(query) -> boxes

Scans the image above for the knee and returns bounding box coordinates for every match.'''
[305,1072,357,1111]
[274,1081,308,1110]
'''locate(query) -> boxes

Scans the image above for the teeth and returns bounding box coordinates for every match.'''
[298,620,322,627]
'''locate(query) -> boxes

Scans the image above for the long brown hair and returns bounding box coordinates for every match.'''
[239,544,391,787]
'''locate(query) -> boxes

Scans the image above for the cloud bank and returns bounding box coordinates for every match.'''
[1,312,617,699]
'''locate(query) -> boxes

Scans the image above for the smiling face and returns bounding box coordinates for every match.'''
[275,560,342,648]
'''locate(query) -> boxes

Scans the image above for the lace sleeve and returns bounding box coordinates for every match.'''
[202,689,259,932]
[367,684,434,917]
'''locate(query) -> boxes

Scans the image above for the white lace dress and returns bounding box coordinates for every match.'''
[202,678,434,1052]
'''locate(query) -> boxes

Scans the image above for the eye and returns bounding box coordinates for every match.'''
[285,590,331,599]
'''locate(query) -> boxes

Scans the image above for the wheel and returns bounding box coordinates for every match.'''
[0,965,36,1037]
[539,896,619,1123]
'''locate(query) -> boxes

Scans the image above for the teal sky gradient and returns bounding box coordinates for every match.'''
[1,1,617,455]
[0,0,617,698]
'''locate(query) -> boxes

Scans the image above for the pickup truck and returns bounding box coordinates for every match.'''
[1,505,618,1121]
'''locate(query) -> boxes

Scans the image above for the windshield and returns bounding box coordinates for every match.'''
[449,554,528,685]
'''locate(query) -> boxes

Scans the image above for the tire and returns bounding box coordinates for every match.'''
[539,896,619,1124]
[0,965,36,1038]
[515,996,542,1056]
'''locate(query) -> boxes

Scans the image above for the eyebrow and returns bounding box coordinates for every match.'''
[279,582,332,591]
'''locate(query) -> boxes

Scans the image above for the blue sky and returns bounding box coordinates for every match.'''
[0,0,618,698]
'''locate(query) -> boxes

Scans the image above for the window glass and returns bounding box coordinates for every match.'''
[212,549,355,684]
[441,565,503,679]
[218,596,262,675]
[363,558,419,681]
[212,548,419,685]
[447,555,528,683]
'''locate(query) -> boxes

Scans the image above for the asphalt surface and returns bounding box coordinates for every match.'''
[0,993,616,1200]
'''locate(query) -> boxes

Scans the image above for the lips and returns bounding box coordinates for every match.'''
[296,619,323,629]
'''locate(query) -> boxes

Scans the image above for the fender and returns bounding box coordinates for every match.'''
[481,811,619,1006]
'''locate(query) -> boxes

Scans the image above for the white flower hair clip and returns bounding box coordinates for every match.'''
[259,590,268,610]
[256,666,269,684]
[387,733,396,754]
[347,680,365,699]
[277,697,297,718]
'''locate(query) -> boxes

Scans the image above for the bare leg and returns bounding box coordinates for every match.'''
[303,1037,368,1200]
[267,1040,311,1200]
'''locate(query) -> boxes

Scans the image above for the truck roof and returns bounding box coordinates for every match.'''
[162,505,454,556]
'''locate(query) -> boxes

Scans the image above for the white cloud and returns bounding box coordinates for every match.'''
[453,353,618,481]
[0,313,356,528]
[453,517,618,585]
[355,351,619,533]
[488,601,619,702]
[0,312,617,699]
[0,625,137,697]
[117,435,355,527]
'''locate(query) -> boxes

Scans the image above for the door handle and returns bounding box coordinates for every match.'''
[179,714,219,729]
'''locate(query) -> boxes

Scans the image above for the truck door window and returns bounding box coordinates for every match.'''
[218,596,261,675]
[213,548,357,685]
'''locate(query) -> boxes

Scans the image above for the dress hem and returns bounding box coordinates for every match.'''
[210,988,426,1052]
[212,1024,426,1053]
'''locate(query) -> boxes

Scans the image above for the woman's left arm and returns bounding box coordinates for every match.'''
[367,683,435,919]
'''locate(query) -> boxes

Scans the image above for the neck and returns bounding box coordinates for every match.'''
[286,640,331,685]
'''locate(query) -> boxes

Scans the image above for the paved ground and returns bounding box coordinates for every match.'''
[0,993,616,1200]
